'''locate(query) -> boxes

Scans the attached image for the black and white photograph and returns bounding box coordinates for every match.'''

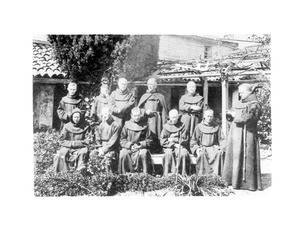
[3,2,300,233]
[33,34,271,197]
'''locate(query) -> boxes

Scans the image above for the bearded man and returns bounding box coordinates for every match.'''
[89,106,121,173]
[57,81,83,130]
[109,78,135,126]
[160,109,191,176]
[222,84,262,191]
[118,107,154,174]
[138,77,168,152]
[190,109,225,176]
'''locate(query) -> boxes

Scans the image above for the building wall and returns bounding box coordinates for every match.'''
[158,35,235,61]
[211,45,235,59]
[33,84,55,130]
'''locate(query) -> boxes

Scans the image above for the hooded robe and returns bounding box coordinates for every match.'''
[90,94,109,123]
[222,93,262,191]
[190,121,225,176]
[179,93,204,139]
[118,118,154,174]
[160,121,191,176]
[53,108,90,173]
[57,93,83,130]
[89,116,121,173]
[138,90,168,152]
[109,88,135,126]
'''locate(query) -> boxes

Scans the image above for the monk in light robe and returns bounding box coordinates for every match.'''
[179,81,204,140]
[89,106,121,173]
[57,82,83,130]
[53,108,90,173]
[138,77,168,152]
[190,109,225,176]
[160,109,191,176]
[109,78,135,126]
[90,84,110,123]
[222,84,262,191]
[118,107,154,174]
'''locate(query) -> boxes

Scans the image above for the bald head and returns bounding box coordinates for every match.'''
[187,81,196,95]
[169,109,179,124]
[238,84,252,100]
[118,78,128,91]
[101,106,112,121]
[131,107,142,123]
[203,109,214,125]
[147,77,157,92]
[67,82,77,96]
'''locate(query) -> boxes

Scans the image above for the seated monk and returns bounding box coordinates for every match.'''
[118,107,154,174]
[53,108,90,173]
[160,109,191,176]
[89,106,122,173]
[190,109,226,176]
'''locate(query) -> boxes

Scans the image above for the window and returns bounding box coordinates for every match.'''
[204,46,212,59]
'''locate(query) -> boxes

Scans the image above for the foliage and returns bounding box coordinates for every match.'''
[34,169,233,197]
[256,82,272,144]
[34,129,61,175]
[48,35,129,85]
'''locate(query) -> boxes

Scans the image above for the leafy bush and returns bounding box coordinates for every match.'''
[34,129,61,175]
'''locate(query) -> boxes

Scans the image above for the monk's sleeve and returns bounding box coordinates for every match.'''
[234,103,261,124]
[190,127,200,155]
[218,126,226,150]
[126,93,135,109]
[160,128,175,148]
[120,125,133,149]
[181,125,189,148]
[102,124,121,154]
[60,126,71,147]
[179,96,190,112]
[109,92,121,114]
[57,100,68,123]
[140,128,154,149]
[161,96,169,125]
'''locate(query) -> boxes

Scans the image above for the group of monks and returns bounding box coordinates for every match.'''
[53,77,263,191]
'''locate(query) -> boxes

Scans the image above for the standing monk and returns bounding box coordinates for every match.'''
[138,77,168,152]
[160,109,191,176]
[57,81,83,130]
[190,109,226,176]
[179,81,204,140]
[109,78,135,126]
[53,108,90,173]
[118,107,154,174]
[222,84,262,191]
[90,84,110,123]
[89,106,122,173]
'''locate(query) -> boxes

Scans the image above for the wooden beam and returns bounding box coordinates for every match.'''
[203,77,209,114]
[33,78,90,85]
[222,78,229,137]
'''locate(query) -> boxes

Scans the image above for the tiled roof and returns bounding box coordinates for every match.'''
[32,41,66,78]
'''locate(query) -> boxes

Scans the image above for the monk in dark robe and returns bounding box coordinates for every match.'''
[53,108,90,173]
[222,84,262,191]
[179,81,204,140]
[89,106,122,173]
[160,109,191,176]
[190,109,225,176]
[90,84,110,123]
[57,82,83,130]
[118,107,154,174]
[109,78,135,126]
[138,77,168,152]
